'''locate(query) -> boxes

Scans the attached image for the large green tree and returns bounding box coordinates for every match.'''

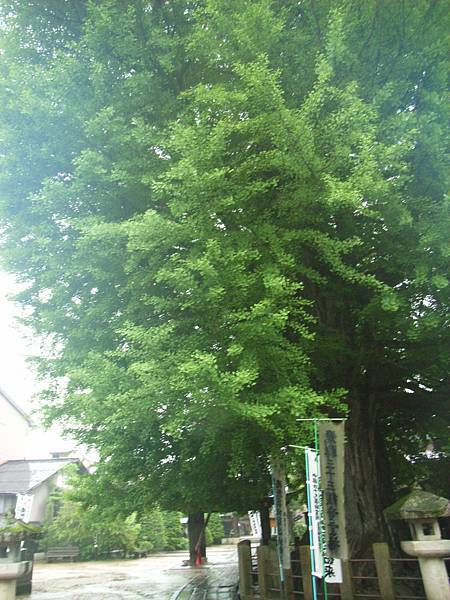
[0,1,448,556]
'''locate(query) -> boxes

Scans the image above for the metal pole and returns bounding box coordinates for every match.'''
[297,418,347,421]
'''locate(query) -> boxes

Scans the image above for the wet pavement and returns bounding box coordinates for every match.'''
[23,545,238,600]
[171,560,238,599]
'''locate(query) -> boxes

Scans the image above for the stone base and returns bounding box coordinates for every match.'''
[0,562,27,600]
[401,542,450,600]
[401,539,450,558]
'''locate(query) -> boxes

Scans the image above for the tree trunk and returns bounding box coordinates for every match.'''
[188,512,206,565]
[344,393,395,557]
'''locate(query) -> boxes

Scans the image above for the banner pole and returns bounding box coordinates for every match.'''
[297,418,347,421]
[270,466,285,592]
[314,420,329,600]
[305,447,318,600]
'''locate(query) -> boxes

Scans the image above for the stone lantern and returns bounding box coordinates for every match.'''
[0,519,36,600]
[385,490,450,600]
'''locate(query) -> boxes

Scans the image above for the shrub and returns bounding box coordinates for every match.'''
[206,513,224,545]
[42,501,141,560]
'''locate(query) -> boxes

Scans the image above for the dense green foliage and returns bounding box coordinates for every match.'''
[138,506,167,553]
[0,514,41,541]
[0,0,448,553]
[138,506,187,551]
[205,513,224,545]
[42,500,142,560]
[42,486,187,558]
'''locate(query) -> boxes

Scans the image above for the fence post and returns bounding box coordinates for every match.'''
[373,542,396,600]
[299,545,313,600]
[283,566,294,600]
[267,544,281,597]
[238,540,254,600]
[340,559,354,600]
[257,544,269,599]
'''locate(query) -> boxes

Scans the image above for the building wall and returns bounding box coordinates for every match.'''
[0,474,64,524]
[0,398,29,462]
[29,477,57,523]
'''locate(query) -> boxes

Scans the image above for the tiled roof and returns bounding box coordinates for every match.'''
[0,458,77,494]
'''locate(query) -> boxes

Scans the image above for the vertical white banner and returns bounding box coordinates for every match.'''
[305,448,323,578]
[271,460,291,572]
[305,447,343,583]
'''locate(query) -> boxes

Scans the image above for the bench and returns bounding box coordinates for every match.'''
[46,546,79,562]
[130,549,148,559]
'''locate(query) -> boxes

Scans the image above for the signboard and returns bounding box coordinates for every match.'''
[319,421,348,559]
[15,493,33,523]
[248,511,262,538]
[323,554,343,584]
[305,447,343,584]
[271,460,291,574]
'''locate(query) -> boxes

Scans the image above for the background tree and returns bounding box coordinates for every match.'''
[43,476,188,557]
[42,499,141,560]
[206,513,225,545]
[138,506,168,553]
[138,506,187,552]
[163,510,188,551]
[0,0,448,557]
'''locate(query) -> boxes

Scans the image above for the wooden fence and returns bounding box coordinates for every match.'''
[237,540,442,599]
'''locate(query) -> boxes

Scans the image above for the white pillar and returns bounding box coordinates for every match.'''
[0,563,27,600]
[418,557,450,600]
[0,580,15,600]
[401,540,450,600]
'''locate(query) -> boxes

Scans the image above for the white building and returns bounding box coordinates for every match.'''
[0,385,31,462]
[0,386,86,524]
[0,458,82,524]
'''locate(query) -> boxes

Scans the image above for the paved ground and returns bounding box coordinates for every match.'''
[22,545,238,600]
[171,560,238,599]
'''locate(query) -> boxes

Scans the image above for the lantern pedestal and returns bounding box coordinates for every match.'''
[401,540,450,600]
[0,562,27,600]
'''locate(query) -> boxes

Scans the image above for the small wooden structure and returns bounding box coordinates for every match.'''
[46,546,79,562]
[237,538,440,599]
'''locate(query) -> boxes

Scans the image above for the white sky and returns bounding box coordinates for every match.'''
[0,270,39,410]
[0,270,76,456]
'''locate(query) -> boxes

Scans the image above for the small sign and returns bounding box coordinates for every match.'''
[15,493,34,523]
[324,554,343,584]
[248,511,262,537]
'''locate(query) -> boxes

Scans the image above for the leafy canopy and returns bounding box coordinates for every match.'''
[0,0,448,518]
